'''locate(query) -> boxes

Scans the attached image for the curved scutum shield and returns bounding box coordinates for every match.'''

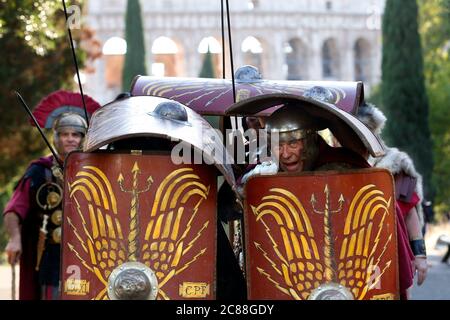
[62,152,217,300]
[244,168,398,300]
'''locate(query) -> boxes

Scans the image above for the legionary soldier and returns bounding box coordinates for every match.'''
[228,94,401,300]
[3,91,99,300]
[356,102,428,299]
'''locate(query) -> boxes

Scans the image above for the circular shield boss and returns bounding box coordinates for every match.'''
[108,262,158,300]
[308,282,354,300]
[234,65,263,83]
[302,86,336,104]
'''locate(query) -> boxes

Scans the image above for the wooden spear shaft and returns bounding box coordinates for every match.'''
[11,263,16,300]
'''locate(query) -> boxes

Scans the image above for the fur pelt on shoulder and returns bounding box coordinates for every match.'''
[357,103,387,135]
[369,147,425,226]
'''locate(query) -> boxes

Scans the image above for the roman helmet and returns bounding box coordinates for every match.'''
[53,112,88,155]
[31,90,101,157]
[265,104,323,170]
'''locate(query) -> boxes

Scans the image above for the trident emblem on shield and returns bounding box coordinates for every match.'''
[310,184,344,283]
[118,162,153,262]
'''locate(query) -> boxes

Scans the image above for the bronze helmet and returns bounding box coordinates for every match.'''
[53,113,88,155]
[265,104,322,171]
[265,104,322,142]
[53,112,88,135]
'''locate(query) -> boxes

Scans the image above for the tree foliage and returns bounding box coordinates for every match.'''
[381,0,434,200]
[419,0,450,215]
[0,0,85,253]
[122,0,147,90]
[199,48,216,78]
[0,0,85,184]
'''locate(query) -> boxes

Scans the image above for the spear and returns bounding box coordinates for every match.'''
[61,0,89,126]
[11,263,16,300]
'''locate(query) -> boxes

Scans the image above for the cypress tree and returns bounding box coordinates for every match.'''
[381,0,434,199]
[122,0,147,90]
[199,47,216,78]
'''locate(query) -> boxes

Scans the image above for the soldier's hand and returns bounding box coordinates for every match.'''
[414,256,428,286]
[5,236,22,265]
[240,161,278,185]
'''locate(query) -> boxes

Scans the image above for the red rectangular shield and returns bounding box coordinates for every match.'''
[244,169,398,300]
[61,152,217,300]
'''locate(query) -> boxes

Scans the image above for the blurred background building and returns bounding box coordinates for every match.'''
[83,0,384,104]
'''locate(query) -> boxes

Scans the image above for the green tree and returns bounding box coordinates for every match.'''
[381,0,434,200]
[199,48,216,78]
[419,0,450,215]
[122,0,147,91]
[0,0,85,256]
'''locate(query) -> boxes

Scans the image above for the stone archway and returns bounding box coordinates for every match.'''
[241,36,265,75]
[102,36,126,88]
[198,36,222,77]
[354,38,371,82]
[284,37,308,80]
[151,36,185,76]
[322,38,340,79]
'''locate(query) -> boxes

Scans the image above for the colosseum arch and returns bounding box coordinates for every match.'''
[284,38,308,80]
[198,36,222,77]
[102,36,127,89]
[151,36,185,77]
[241,36,266,75]
[354,38,372,82]
[322,38,340,79]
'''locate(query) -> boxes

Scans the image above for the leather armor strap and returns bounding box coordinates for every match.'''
[45,167,52,183]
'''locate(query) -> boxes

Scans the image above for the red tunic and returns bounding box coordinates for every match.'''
[396,192,420,299]
[3,156,54,300]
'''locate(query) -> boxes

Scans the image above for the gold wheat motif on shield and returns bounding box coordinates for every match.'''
[252,184,392,300]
